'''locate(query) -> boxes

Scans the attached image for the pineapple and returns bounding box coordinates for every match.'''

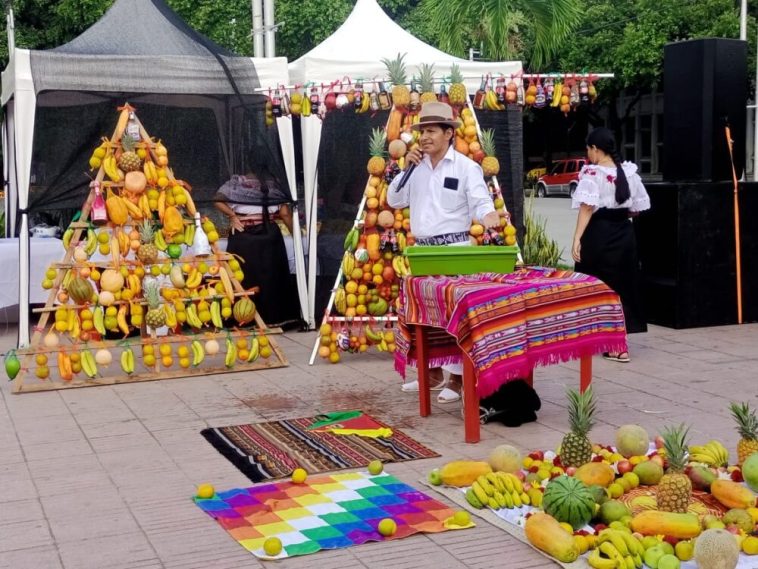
[730,402,758,464]
[144,280,166,329]
[448,63,467,106]
[382,53,410,108]
[136,219,159,265]
[657,424,692,513]
[366,128,387,176]
[480,129,500,176]
[418,63,438,104]
[560,387,596,467]
[118,133,142,172]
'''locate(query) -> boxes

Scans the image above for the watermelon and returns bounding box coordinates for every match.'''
[542,475,596,530]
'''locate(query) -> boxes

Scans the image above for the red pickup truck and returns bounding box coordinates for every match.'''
[536,158,587,197]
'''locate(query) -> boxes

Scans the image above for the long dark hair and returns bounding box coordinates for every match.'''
[587,128,630,204]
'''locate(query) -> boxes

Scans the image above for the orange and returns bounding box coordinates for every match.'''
[345,281,358,294]
[318,346,331,358]
[143,354,156,366]
[159,344,172,356]
[161,355,173,367]
[260,347,272,359]
[179,357,191,368]
[319,323,332,336]
[258,336,269,347]
[346,294,357,307]
[236,338,248,350]
[372,275,383,286]
[328,351,340,363]
[238,349,249,361]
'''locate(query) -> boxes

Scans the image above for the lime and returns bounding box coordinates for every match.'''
[196,483,214,499]
[263,537,282,556]
[291,468,307,484]
[167,244,182,259]
[377,518,397,536]
[452,511,471,526]
[367,460,384,475]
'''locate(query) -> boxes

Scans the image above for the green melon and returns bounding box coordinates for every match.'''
[615,424,650,458]
[542,475,596,530]
[743,452,758,492]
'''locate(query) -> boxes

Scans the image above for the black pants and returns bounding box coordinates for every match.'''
[226,223,300,328]
[575,208,647,334]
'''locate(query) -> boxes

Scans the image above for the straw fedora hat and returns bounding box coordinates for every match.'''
[411,101,461,131]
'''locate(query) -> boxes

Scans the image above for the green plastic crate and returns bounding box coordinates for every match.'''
[405,245,519,276]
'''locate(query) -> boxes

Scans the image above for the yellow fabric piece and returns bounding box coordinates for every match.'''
[325,427,393,439]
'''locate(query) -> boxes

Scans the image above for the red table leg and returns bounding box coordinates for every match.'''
[415,326,431,417]
[580,354,592,392]
[525,369,534,388]
[462,354,480,444]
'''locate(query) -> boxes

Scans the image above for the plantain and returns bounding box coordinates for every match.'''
[224,337,237,368]
[247,337,260,362]
[120,347,135,374]
[210,300,223,328]
[191,340,205,367]
[93,306,106,335]
[116,304,130,336]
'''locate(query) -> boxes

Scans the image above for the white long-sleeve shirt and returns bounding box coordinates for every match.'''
[571,162,651,212]
[387,146,495,239]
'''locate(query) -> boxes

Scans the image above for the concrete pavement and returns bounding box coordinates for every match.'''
[1,321,757,568]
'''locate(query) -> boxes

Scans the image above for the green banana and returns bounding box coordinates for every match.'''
[343,227,359,252]
[93,306,106,335]
[247,337,260,362]
[210,300,223,328]
[224,338,237,367]
[184,221,195,247]
[81,350,98,378]
[465,488,483,509]
[154,228,168,251]
[120,348,134,374]
[191,340,205,367]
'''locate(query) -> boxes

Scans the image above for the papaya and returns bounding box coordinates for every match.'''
[574,462,615,488]
[162,206,184,237]
[524,513,580,563]
[711,479,757,509]
[630,510,701,538]
[386,109,403,142]
[438,461,492,487]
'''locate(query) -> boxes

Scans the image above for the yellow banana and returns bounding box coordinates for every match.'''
[502,490,514,508]
[122,197,143,220]
[185,303,202,328]
[599,530,629,557]
[598,541,624,566]
[497,472,514,493]
[510,490,522,507]
[494,492,507,509]
[247,337,260,362]
[364,324,383,343]
[224,338,237,367]
[154,228,168,251]
[163,304,177,328]
[618,531,644,557]
[210,300,223,328]
[117,304,130,336]
[157,191,166,221]
[471,481,489,505]
[334,287,347,315]
[143,160,155,184]
[588,549,618,569]
[185,269,202,289]
[120,347,134,374]
[477,475,495,497]
[67,308,76,331]
[183,188,197,216]
[139,194,151,218]
[93,306,106,335]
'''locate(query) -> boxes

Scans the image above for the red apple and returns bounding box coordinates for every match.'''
[616,460,633,475]
[529,451,544,461]
[663,536,680,546]
[594,524,607,532]
[553,456,563,467]
[654,436,665,449]
[565,466,577,476]
[650,455,665,468]
[592,455,604,463]
[731,469,744,482]
[529,465,540,473]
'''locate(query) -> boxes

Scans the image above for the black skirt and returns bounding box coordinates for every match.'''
[225,222,301,328]
[574,208,647,333]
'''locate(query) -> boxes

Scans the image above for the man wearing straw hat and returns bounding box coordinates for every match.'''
[388,101,500,404]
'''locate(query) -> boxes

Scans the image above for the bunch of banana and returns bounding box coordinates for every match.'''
[551,82,563,107]
[117,230,130,257]
[185,268,202,289]
[93,306,106,335]
[484,88,505,111]
[224,338,237,368]
[103,154,122,182]
[67,308,81,339]
[689,440,729,467]
[80,349,98,379]
[127,274,142,296]
[210,300,223,328]
[163,304,177,328]
[120,347,135,375]
[469,472,529,511]
[396,232,407,252]
[334,287,347,315]
[116,305,130,336]
[185,303,203,328]
[355,91,370,114]
[84,228,98,256]
[154,228,168,251]
[343,227,360,252]
[58,351,74,381]
[247,337,260,362]
[377,184,388,208]
[391,255,409,277]
[121,196,144,221]
[190,340,205,367]
[62,226,75,251]
[143,160,158,185]
[341,251,355,276]
[375,336,390,352]
[588,529,644,569]
[138,194,151,219]
[364,324,384,343]
[184,221,196,247]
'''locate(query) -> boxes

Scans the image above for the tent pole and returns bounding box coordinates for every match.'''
[263,0,276,57]
[252,0,264,58]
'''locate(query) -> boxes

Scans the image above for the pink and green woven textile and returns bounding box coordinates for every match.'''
[194,471,462,560]
[395,268,628,397]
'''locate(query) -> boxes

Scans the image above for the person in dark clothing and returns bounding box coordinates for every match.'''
[571,128,651,362]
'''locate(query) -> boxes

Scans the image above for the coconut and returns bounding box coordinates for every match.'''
[615,424,650,457]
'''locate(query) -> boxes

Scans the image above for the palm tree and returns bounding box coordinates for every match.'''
[419,0,582,69]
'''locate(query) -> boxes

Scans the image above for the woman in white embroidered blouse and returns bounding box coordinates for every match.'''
[571,127,651,362]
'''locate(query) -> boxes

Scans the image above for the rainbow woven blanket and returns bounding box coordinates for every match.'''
[194,472,466,560]
[395,268,627,397]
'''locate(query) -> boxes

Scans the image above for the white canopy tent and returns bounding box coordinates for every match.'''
[2,0,307,346]
[289,0,522,327]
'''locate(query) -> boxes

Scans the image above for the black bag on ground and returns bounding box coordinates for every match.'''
[478,379,541,426]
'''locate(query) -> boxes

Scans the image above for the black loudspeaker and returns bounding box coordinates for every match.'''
[636,182,758,329]
[663,38,747,182]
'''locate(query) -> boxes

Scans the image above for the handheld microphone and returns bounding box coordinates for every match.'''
[394,161,417,192]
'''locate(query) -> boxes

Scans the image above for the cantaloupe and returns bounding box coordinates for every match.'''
[693,528,739,569]
[377,210,395,229]
[488,444,523,473]
[615,424,650,457]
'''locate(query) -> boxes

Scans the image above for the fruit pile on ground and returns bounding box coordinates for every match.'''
[423,398,758,569]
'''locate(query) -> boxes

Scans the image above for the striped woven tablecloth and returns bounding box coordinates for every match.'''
[394,268,628,398]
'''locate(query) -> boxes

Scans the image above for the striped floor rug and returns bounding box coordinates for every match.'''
[201,413,439,482]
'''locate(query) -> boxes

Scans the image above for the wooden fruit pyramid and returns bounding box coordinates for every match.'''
[312,59,519,365]
[12,104,288,393]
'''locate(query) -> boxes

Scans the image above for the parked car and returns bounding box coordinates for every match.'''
[535,158,587,197]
